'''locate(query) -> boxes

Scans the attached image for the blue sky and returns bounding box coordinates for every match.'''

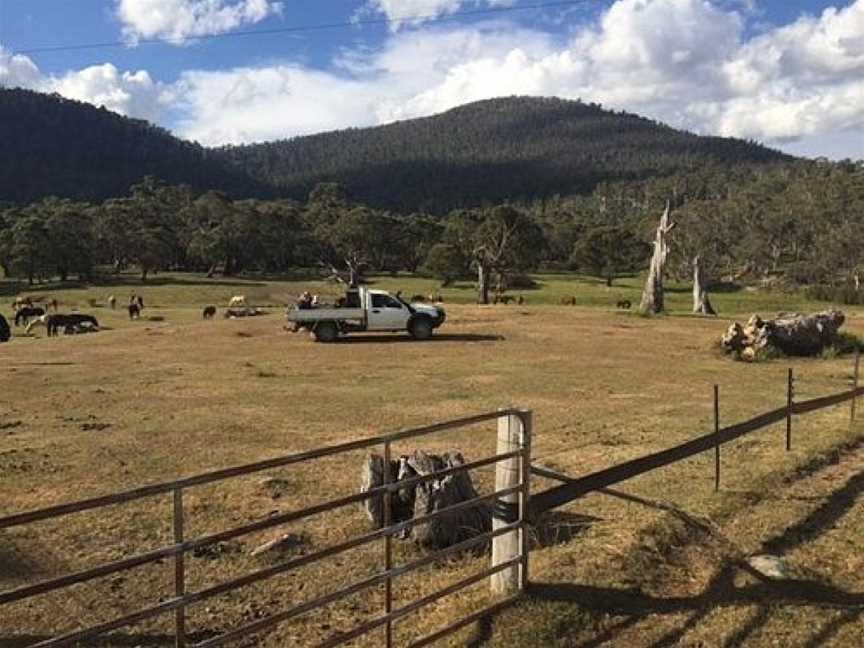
[1,1,862,158]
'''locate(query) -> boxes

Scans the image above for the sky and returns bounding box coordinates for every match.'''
[0,0,862,159]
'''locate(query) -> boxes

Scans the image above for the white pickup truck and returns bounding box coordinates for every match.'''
[287,287,446,342]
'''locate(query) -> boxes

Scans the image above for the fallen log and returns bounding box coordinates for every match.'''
[720,310,845,360]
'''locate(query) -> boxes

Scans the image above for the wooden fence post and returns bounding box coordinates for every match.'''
[173,487,186,648]
[852,347,860,427]
[382,441,393,648]
[491,410,526,595]
[518,409,532,591]
[786,368,794,451]
[714,385,720,492]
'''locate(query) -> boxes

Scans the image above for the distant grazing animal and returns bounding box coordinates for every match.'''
[229,295,247,308]
[410,294,426,302]
[136,295,144,309]
[108,295,117,309]
[12,297,33,311]
[616,300,632,309]
[560,296,576,306]
[517,295,525,305]
[47,314,99,337]
[0,313,9,342]
[427,293,443,303]
[14,306,45,327]
[202,305,217,319]
[128,303,141,319]
[495,295,515,305]
[26,315,48,334]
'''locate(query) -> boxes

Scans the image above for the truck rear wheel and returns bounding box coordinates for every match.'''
[313,321,339,343]
[409,317,433,340]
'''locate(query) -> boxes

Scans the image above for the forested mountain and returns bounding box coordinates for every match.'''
[0,88,266,204]
[1,89,794,211]
[217,96,793,212]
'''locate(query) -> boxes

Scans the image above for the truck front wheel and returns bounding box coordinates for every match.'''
[409,317,433,340]
[313,321,339,343]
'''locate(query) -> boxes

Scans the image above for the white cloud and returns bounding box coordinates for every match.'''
[115,0,282,42]
[0,46,170,123]
[0,47,43,89]
[364,0,516,30]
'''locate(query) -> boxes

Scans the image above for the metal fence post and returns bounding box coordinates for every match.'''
[714,385,720,492]
[382,441,393,648]
[173,487,186,648]
[852,347,860,427]
[491,410,523,595]
[786,368,794,451]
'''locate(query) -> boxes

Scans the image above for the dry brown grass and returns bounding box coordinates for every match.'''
[1,280,863,647]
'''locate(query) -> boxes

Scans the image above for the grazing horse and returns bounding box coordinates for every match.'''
[229,295,246,308]
[47,314,99,337]
[0,313,9,342]
[616,300,632,309]
[128,303,141,320]
[25,315,48,335]
[108,295,117,309]
[202,305,217,319]
[560,296,576,306]
[14,306,45,327]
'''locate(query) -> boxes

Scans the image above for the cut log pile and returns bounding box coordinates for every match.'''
[360,450,491,548]
[720,310,845,361]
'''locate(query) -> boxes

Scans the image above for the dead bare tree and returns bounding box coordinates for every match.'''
[473,219,517,305]
[639,201,676,314]
[692,255,717,315]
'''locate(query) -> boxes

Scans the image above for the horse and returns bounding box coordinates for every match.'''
[25,315,48,334]
[0,313,9,342]
[616,300,632,309]
[14,306,45,327]
[202,305,216,319]
[47,314,99,337]
[128,303,141,320]
[108,295,117,309]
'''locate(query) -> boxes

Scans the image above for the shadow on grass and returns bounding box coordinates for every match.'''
[521,464,864,647]
[334,333,504,344]
[0,630,219,648]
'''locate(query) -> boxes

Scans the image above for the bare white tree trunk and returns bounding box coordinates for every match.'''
[692,255,717,315]
[639,202,676,314]
[477,262,490,304]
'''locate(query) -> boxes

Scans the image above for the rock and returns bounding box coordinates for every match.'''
[250,533,305,557]
[747,554,791,579]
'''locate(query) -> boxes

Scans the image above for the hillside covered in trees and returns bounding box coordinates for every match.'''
[1,90,794,211]
[0,88,266,205]
[216,96,793,212]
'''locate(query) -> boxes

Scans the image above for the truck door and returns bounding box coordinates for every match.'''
[367,293,410,330]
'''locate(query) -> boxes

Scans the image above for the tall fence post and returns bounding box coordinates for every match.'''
[518,409,532,591]
[491,409,525,595]
[714,385,720,492]
[173,487,186,648]
[382,441,393,648]
[852,347,860,427]
[786,368,794,451]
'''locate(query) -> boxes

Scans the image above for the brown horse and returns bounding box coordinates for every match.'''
[47,314,99,337]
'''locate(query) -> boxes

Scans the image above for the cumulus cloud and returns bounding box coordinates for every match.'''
[364,0,516,30]
[116,0,282,42]
[0,46,170,123]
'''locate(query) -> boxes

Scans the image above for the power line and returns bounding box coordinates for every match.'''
[13,0,603,56]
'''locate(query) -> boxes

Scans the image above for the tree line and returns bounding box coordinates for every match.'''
[1,159,863,305]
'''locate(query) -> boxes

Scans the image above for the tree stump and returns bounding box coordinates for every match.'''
[359,450,491,548]
[692,255,717,315]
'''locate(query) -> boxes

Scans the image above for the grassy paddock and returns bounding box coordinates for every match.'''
[1,272,862,646]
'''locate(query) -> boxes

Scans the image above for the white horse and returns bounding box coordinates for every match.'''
[228,295,247,308]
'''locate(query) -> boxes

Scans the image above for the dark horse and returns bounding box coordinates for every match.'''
[202,305,216,319]
[47,314,99,337]
[128,303,141,320]
[14,306,45,327]
[0,314,9,342]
